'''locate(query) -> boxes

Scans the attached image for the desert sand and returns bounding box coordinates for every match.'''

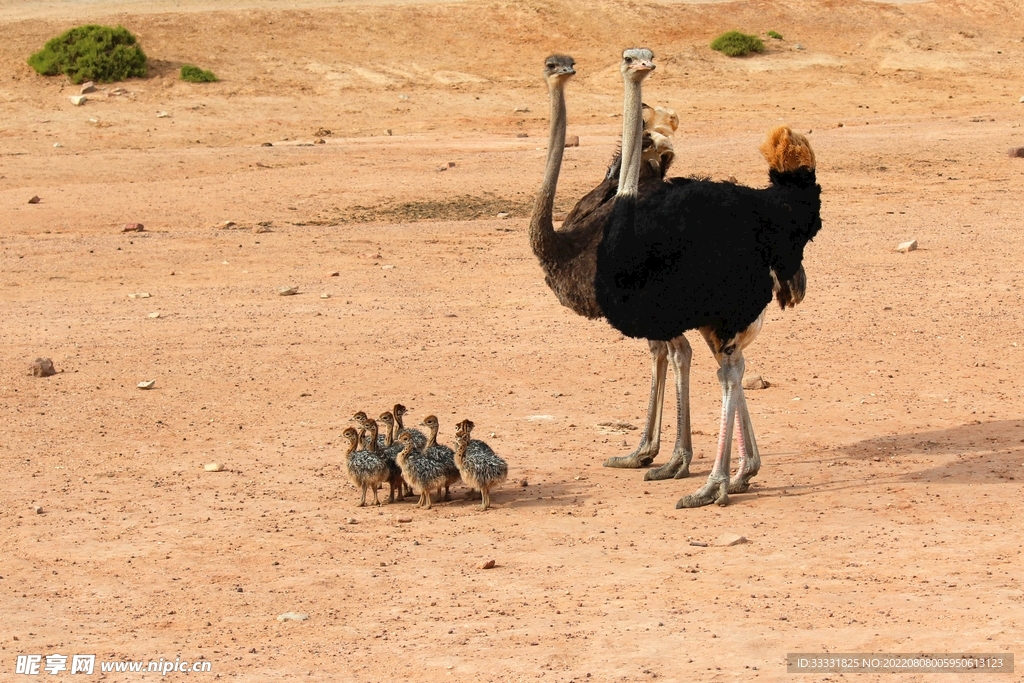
[2,0,1023,680]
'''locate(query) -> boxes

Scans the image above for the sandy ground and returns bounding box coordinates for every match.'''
[2,0,1024,680]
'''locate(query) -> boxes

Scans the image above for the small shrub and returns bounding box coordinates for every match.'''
[180,64,218,83]
[710,31,766,57]
[28,24,147,84]
[767,30,784,40]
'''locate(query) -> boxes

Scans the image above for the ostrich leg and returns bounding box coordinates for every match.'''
[645,336,694,480]
[676,350,747,508]
[728,390,761,493]
[604,340,669,468]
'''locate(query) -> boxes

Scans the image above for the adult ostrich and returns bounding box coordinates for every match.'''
[594,48,822,507]
[530,54,708,480]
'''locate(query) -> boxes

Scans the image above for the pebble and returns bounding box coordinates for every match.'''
[396,516,413,523]
[385,129,392,136]
[253,224,272,234]
[478,559,496,569]
[261,142,273,147]
[122,223,145,232]
[137,380,156,389]
[496,212,510,219]
[516,133,529,138]
[28,195,41,204]
[689,541,708,547]
[29,357,56,377]
[381,264,395,270]
[128,292,151,299]
[156,111,170,118]
[346,518,357,524]
[520,479,528,487]
[328,271,339,277]
[70,95,87,106]
[33,505,43,514]
[436,165,448,172]
[276,612,308,622]
[148,312,161,318]
[220,220,236,229]
[53,143,62,148]
[793,44,805,50]
[278,286,299,296]
[1020,96,1024,103]
[714,533,748,547]
[896,239,918,253]
[743,375,768,390]
[204,462,224,472]
[565,135,580,148]
[80,81,95,94]
[514,106,530,113]
[1008,147,1024,158]
[320,293,330,299]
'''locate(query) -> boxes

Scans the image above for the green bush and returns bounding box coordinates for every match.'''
[180,64,218,83]
[710,31,766,57]
[767,30,784,40]
[28,24,147,84]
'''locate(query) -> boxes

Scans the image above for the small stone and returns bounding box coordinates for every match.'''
[80,81,95,94]
[278,286,299,296]
[396,516,413,523]
[28,196,41,204]
[29,357,56,377]
[329,271,339,277]
[478,559,496,569]
[276,612,308,622]
[516,133,529,138]
[70,95,86,106]
[714,533,748,547]
[156,111,170,118]
[1019,96,1024,103]
[726,175,738,184]
[148,312,161,318]
[514,106,530,113]
[261,142,273,147]
[793,43,805,50]
[53,143,62,148]
[220,220,236,229]
[837,122,844,128]
[743,375,768,390]
[896,239,918,253]
[564,135,580,148]
[204,462,224,472]
[137,380,156,389]
[346,517,358,524]
[520,479,528,487]
[315,138,325,144]
[381,264,395,270]
[122,223,145,232]
[689,541,708,547]
[320,293,330,299]
[1008,147,1024,158]
[128,292,151,299]
[448,162,456,168]
[386,129,393,136]
[436,165,448,172]
[496,212,510,219]
[33,505,43,514]
[253,224,272,233]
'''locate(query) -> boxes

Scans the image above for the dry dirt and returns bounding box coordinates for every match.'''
[2,0,1024,680]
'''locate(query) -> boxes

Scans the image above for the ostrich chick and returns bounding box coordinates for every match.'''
[392,403,427,450]
[394,431,449,510]
[420,415,461,501]
[341,427,389,507]
[453,420,508,511]
[378,411,408,502]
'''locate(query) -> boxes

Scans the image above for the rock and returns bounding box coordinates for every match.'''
[896,239,918,253]
[478,559,496,569]
[278,286,299,296]
[516,133,529,138]
[148,312,161,318]
[28,196,41,204]
[204,462,224,472]
[315,138,325,144]
[1008,147,1024,158]
[726,175,738,184]
[29,357,57,377]
[688,541,708,547]
[53,143,62,148]
[253,223,272,234]
[565,135,580,148]
[122,223,145,232]
[70,95,87,106]
[80,81,95,94]
[137,380,156,389]
[276,612,308,622]
[320,293,330,299]
[156,111,170,118]
[346,517,357,524]
[743,375,768,390]
[520,479,528,487]
[219,221,236,229]
[436,165,448,172]
[386,129,393,136]
[396,516,413,523]
[381,264,395,270]
[514,106,530,113]
[496,212,510,219]
[128,292,151,299]
[314,127,332,137]
[328,271,339,277]
[793,43,805,50]
[1020,96,1024,103]
[33,505,43,514]
[107,88,128,97]
[714,533,748,547]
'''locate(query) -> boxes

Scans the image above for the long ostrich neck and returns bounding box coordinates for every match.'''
[382,421,393,447]
[366,422,379,452]
[617,74,645,198]
[529,78,568,259]
[425,423,438,449]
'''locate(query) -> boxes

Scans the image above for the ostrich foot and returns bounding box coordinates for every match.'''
[644,450,692,480]
[675,477,729,508]
[603,444,657,469]
[727,474,756,494]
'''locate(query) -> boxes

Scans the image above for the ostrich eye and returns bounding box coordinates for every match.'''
[624,56,633,63]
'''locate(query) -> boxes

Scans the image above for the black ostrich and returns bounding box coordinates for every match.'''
[594,48,823,508]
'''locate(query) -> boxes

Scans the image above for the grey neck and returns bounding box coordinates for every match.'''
[529,78,568,256]
[617,75,644,198]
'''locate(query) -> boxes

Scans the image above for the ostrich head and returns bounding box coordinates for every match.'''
[455,419,475,439]
[341,427,360,447]
[421,415,440,430]
[543,54,576,86]
[378,412,395,428]
[621,48,655,82]
[351,411,369,426]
